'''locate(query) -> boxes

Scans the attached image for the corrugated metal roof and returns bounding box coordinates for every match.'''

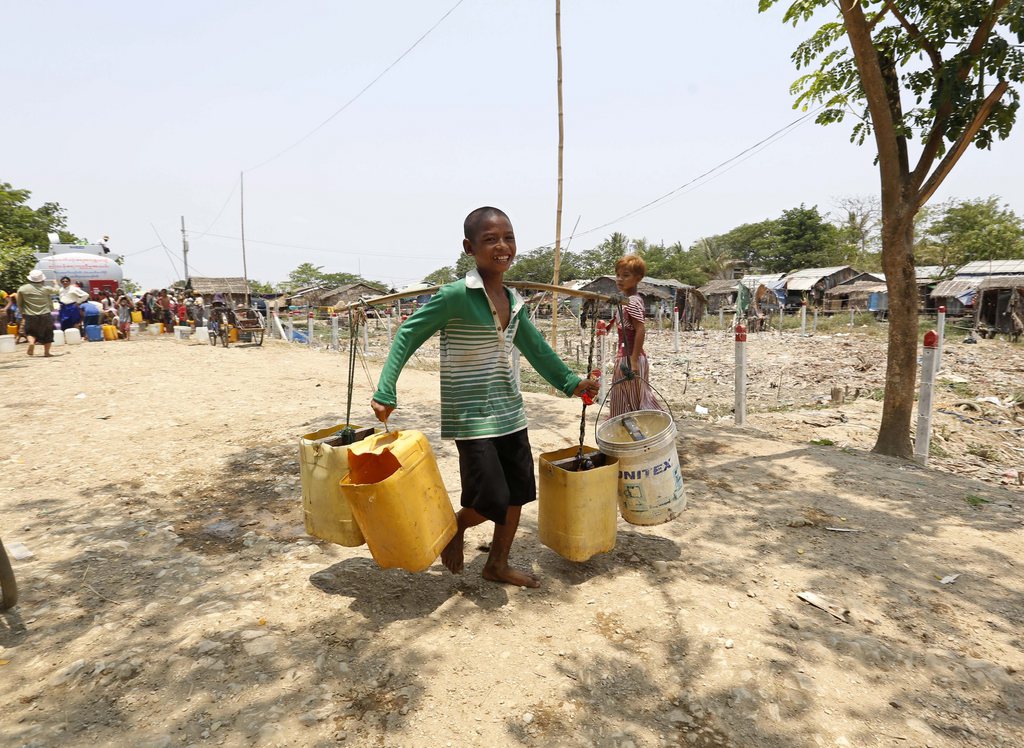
[915,265,944,281]
[931,279,978,298]
[187,276,251,295]
[956,259,1024,275]
[740,273,786,290]
[784,266,853,290]
[699,279,740,295]
[826,281,888,296]
[977,275,1024,290]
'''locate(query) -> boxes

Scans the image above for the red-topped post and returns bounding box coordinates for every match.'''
[735,323,747,426]
[914,330,939,466]
[307,310,315,346]
[936,305,946,372]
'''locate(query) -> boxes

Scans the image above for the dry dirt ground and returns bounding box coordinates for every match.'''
[1,323,1022,748]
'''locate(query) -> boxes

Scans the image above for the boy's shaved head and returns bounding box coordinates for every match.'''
[464,206,510,242]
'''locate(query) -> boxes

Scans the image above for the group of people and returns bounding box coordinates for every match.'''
[2,270,219,356]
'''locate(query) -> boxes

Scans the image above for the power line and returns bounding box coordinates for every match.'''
[190,179,240,242]
[246,0,467,172]
[539,105,826,247]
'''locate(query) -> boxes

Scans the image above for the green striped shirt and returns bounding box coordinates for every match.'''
[374,270,581,439]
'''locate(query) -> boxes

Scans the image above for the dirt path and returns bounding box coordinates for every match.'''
[1,331,1022,747]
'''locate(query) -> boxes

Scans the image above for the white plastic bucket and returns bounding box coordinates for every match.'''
[596,409,685,525]
[173,325,191,341]
[129,323,139,336]
[0,335,14,353]
[193,327,210,344]
[64,328,83,345]
[51,329,65,347]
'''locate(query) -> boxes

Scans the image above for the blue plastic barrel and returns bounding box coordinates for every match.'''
[85,325,103,342]
[291,330,308,343]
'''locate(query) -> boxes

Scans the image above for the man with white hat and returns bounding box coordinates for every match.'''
[15,269,60,357]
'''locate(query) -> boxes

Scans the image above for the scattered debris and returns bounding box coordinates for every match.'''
[797,591,850,623]
[939,574,960,585]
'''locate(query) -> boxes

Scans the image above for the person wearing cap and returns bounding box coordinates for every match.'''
[15,269,60,356]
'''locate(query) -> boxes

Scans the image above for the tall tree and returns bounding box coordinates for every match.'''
[0,182,82,291]
[918,196,1024,272]
[761,0,1024,458]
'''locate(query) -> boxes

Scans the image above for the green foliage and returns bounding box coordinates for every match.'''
[809,438,836,446]
[964,493,991,507]
[284,262,377,291]
[120,277,142,295]
[760,1,1023,157]
[0,236,37,293]
[422,266,458,285]
[248,280,275,294]
[917,196,1024,273]
[754,204,842,272]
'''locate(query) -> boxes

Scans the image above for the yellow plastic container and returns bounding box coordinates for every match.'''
[228,326,239,343]
[131,311,143,323]
[299,424,367,547]
[102,324,119,341]
[6,324,17,336]
[538,445,619,562]
[340,430,456,572]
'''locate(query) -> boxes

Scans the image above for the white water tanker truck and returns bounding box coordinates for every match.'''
[33,243,123,297]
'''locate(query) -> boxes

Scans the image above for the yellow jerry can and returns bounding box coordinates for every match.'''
[538,445,619,562]
[299,424,368,547]
[340,430,456,572]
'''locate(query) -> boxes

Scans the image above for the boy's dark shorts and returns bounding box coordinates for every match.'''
[455,429,536,525]
[24,314,55,344]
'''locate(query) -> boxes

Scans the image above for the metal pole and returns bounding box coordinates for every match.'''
[914,330,939,466]
[673,305,680,353]
[734,324,747,426]
[936,305,946,372]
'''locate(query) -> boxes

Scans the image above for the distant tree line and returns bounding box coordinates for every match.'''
[417,196,1024,288]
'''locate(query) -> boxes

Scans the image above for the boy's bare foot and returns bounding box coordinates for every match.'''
[27,343,35,356]
[440,531,464,574]
[482,562,540,588]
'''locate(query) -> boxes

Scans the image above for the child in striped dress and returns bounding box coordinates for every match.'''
[609,255,663,417]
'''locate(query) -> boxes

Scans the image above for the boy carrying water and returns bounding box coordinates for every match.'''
[371,207,599,587]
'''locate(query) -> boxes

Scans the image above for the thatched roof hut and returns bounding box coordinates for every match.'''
[186,277,250,304]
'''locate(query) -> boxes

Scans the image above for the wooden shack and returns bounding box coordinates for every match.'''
[186,277,251,306]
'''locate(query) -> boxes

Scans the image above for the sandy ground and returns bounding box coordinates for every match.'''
[1,324,1022,748]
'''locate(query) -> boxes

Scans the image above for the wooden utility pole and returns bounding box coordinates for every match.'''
[240,171,250,306]
[180,216,190,283]
[550,0,564,346]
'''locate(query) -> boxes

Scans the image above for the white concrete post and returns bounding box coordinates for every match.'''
[914,330,940,467]
[362,319,369,354]
[936,305,946,372]
[779,306,784,336]
[813,308,818,332]
[719,308,725,330]
[307,312,315,347]
[287,314,294,342]
[673,305,680,353]
[734,323,747,426]
[385,311,392,346]
[849,307,855,327]
[596,322,609,404]
[330,314,339,349]
[800,304,807,335]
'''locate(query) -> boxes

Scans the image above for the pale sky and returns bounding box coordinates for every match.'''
[5,1,1022,291]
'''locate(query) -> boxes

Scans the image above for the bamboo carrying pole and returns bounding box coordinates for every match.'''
[550,0,565,347]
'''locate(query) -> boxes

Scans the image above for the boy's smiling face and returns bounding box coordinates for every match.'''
[463,214,516,277]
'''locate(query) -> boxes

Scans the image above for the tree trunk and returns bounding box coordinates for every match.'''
[872,216,917,458]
